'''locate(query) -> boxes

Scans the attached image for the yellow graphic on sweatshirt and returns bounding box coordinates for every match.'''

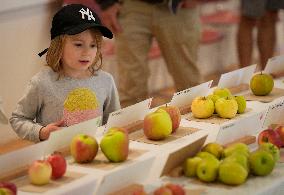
[64,88,99,111]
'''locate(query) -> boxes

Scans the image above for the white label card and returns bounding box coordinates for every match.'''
[263,97,284,128]
[170,80,213,108]
[218,64,257,88]
[105,98,152,132]
[45,116,102,155]
[264,55,284,74]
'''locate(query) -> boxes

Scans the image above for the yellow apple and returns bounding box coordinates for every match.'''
[158,105,181,133]
[191,97,214,119]
[143,109,172,140]
[250,73,274,96]
[28,160,52,185]
[215,97,238,119]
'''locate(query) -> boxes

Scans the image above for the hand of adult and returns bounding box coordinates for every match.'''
[100,3,122,34]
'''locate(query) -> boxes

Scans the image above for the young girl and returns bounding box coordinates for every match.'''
[9,4,120,142]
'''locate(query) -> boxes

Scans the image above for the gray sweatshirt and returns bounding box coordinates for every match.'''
[9,67,120,142]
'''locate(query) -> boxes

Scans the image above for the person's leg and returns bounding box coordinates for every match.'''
[257,10,278,70]
[115,0,153,107]
[237,15,256,68]
[153,5,202,92]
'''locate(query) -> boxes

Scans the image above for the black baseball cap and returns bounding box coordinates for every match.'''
[38,4,113,57]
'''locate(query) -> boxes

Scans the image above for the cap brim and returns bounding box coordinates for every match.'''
[66,23,113,39]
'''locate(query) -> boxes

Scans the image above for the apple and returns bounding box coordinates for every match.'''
[28,160,52,185]
[249,149,276,176]
[196,151,219,162]
[165,183,185,195]
[215,97,238,119]
[206,94,220,113]
[201,142,224,159]
[218,161,248,185]
[257,128,283,148]
[191,97,214,119]
[223,152,249,172]
[100,127,129,162]
[158,105,181,133]
[70,134,98,163]
[132,188,147,195]
[196,158,219,182]
[259,142,280,162]
[0,182,17,195]
[0,188,14,195]
[143,109,172,140]
[213,88,232,99]
[183,156,202,177]
[223,143,249,158]
[47,152,67,179]
[234,96,246,114]
[250,72,274,96]
[154,186,173,195]
[274,125,284,144]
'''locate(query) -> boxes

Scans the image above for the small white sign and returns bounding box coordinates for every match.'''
[45,116,102,155]
[264,55,284,74]
[263,97,284,128]
[105,98,152,132]
[170,80,213,108]
[218,64,257,88]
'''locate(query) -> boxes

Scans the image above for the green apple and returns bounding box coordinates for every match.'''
[201,142,224,159]
[191,97,214,119]
[234,96,246,114]
[0,188,14,195]
[183,156,203,177]
[196,159,220,182]
[223,143,250,158]
[249,149,276,176]
[196,151,219,161]
[100,127,129,162]
[259,142,280,162]
[213,88,232,99]
[215,97,238,119]
[70,134,98,163]
[223,152,249,172]
[250,73,274,96]
[143,109,172,140]
[218,161,248,185]
[158,105,181,133]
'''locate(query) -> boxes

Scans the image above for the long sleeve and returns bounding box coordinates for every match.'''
[102,76,121,124]
[95,0,118,10]
[9,79,43,143]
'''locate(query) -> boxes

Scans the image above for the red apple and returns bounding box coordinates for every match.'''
[132,188,147,195]
[28,160,52,185]
[258,128,283,148]
[47,152,67,179]
[158,105,181,133]
[274,125,284,145]
[0,182,17,195]
[165,183,185,195]
[70,134,98,163]
[154,186,173,195]
[0,188,14,195]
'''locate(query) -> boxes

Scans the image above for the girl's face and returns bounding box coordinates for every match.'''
[61,29,97,78]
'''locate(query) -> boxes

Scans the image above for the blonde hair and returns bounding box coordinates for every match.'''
[46,29,103,78]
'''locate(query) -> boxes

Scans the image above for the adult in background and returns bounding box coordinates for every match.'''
[96,0,202,107]
[237,0,284,70]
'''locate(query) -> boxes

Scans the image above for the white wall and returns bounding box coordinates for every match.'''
[0,1,61,144]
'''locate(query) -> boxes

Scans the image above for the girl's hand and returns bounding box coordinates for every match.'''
[39,120,64,141]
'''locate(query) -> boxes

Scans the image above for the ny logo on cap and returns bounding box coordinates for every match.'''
[79,8,96,21]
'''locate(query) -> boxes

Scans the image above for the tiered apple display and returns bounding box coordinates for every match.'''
[183,142,279,186]
[70,134,99,163]
[191,88,247,119]
[250,72,274,96]
[28,153,67,186]
[0,182,17,195]
[100,127,129,162]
